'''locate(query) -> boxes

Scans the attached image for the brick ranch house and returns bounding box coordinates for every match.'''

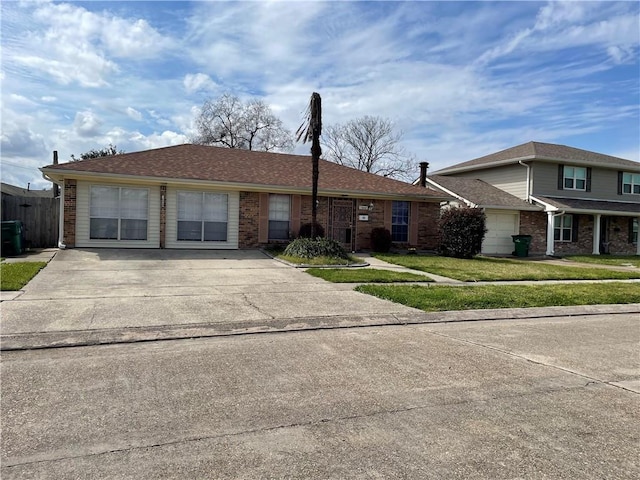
[40,144,449,251]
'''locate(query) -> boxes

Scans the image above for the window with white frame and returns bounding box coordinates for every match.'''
[90,186,148,240]
[554,215,573,242]
[632,218,638,244]
[177,191,228,241]
[622,173,640,195]
[563,166,587,191]
[391,201,410,242]
[269,194,290,240]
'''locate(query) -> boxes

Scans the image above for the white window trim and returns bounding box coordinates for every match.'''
[268,194,291,241]
[622,172,640,195]
[554,214,573,243]
[563,166,587,191]
[177,191,229,242]
[89,185,149,241]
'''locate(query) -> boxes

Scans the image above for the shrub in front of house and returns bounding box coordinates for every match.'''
[371,227,392,253]
[284,237,349,259]
[438,206,487,259]
[298,222,326,238]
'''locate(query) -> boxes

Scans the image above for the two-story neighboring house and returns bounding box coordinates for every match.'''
[428,141,640,256]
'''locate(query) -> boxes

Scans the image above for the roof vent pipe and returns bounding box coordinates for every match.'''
[419,161,429,187]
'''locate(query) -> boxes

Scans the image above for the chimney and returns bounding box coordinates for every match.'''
[419,161,429,187]
[53,151,60,197]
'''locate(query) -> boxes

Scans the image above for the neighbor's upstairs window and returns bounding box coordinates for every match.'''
[622,172,640,195]
[90,186,148,240]
[177,191,228,242]
[554,215,573,242]
[391,201,410,242]
[269,194,290,240]
[563,166,587,191]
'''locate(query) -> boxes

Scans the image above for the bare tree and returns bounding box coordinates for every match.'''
[322,115,416,180]
[70,144,124,161]
[192,93,294,152]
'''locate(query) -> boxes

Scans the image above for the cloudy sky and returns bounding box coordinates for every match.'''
[2,0,639,189]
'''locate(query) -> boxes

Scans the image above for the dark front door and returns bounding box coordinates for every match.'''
[331,199,355,251]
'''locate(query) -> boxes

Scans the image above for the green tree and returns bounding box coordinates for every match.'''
[71,144,124,161]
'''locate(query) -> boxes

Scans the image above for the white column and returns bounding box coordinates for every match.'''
[637,216,640,256]
[592,213,601,255]
[546,212,555,256]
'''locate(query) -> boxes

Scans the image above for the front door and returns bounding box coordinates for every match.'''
[331,199,355,251]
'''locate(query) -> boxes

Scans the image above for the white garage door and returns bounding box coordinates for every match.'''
[482,211,519,254]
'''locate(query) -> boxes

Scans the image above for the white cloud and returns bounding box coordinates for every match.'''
[73,111,103,137]
[183,73,217,94]
[126,107,143,121]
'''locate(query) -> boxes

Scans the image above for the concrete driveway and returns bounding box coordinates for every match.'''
[1,248,422,347]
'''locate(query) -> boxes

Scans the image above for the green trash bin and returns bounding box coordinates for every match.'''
[511,234,532,257]
[1,221,24,256]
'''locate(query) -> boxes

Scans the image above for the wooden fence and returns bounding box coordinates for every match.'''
[1,195,59,248]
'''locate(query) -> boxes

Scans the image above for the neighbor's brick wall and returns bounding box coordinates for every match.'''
[300,196,329,231]
[606,216,636,255]
[553,214,593,255]
[63,179,77,247]
[519,211,547,255]
[417,203,440,251]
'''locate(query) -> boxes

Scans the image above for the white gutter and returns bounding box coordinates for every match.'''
[424,178,477,207]
[42,172,66,249]
[518,160,531,201]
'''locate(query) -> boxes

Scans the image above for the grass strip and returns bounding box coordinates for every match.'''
[564,255,640,268]
[356,283,640,312]
[374,254,640,281]
[277,254,363,266]
[1,262,47,291]
[306,268,432,283]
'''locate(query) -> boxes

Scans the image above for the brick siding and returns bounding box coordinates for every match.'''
[63,179,77,247]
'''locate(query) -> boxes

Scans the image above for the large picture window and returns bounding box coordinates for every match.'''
[554,215,573,242]
[563,166,587,191]
[90,186,148,240]
[177,191,228,242]
[269,194,290,240]
[391,201,410,242]
[622,172,640,195]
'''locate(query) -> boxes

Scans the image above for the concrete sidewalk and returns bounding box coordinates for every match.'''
[2,248,639,351]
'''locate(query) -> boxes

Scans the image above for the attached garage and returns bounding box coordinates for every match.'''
[482,210,519,255]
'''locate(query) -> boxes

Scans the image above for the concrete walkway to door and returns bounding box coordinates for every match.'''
[0,248,423,348]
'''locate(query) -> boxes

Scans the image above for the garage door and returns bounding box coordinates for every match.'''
[482,211,519,254]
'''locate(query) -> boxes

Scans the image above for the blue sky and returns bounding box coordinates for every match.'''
[2,0,639,189]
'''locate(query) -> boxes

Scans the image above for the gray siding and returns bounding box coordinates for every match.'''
[453,164,528,199]
[532,161,636,201]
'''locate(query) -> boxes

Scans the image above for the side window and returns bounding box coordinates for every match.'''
[391,201,409,242]
[553,215,573,242]
[563,166,587,191]
[622,173,640,195]
[269,194,290,240]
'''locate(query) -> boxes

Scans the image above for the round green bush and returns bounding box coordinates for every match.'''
[284,237,349,259]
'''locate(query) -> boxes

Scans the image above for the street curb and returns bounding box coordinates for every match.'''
[2,304,638,351]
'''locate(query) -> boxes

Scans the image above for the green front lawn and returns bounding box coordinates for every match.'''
[356,283,640,312]
[1,262,47,291]
[564,255,640,268]
[374,253,640,281]
[306,268,432,283]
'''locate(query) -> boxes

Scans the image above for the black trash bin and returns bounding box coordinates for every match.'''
[511,234,532,257]
[1,221,25,256]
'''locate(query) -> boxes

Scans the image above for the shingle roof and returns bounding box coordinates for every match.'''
[1,182,54,198]
[533,196,640,215]
[41,144,445,199]
[426,175,540,210]
[434,141,640,174]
